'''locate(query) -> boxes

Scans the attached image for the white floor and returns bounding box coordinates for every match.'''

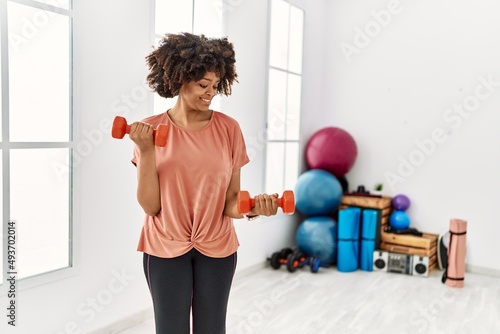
[117,266,500,334]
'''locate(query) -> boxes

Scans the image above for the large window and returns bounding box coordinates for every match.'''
[0,0,73,290]
[265,0,304,193]
[153,0,223,115]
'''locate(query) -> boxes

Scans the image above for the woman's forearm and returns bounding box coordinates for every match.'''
[224,194,247,219]
[136,149,161,216]
[223,192,259,219]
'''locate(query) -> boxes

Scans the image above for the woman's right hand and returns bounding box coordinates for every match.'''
[129,122,155,152]
[249,193,279,217]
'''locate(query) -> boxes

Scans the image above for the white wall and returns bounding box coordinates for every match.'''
[325,0,500,273]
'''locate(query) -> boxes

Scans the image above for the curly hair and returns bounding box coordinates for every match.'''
[146,32,238,98]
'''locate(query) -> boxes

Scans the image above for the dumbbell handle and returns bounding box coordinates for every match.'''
[238,190,295,215]
[247,197,286,207]
[121,124,132,135]
[118,124,162,137]
[111,119,160,137]
[112,116,168,147]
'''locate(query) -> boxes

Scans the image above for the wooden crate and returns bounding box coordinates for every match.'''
[380,230,438,249]
[429,255,437,272]
[380,242,436,257]
[341,195,393,210]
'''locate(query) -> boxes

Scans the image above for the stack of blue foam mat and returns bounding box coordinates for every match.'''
[338,207,379,272]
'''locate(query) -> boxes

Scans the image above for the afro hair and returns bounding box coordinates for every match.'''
[146,32,238,98]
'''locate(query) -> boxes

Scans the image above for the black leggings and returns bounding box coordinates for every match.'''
[143,249,237,334]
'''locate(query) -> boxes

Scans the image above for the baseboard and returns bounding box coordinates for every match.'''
[87,308,153,334]
[466,264,500,278]
[234,261,267,279]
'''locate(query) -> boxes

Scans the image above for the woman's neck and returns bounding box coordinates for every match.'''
[167,106,212,130]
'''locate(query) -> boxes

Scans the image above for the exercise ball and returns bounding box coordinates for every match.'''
[389,210,411,230]
[392,194,411,211]
[296,216,338,264]
[295,169,343,216]
[305,127,358,178]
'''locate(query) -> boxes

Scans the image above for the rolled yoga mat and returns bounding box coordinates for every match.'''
[360,209,378,272]
[442,219,467,288]
[337,207,360,272]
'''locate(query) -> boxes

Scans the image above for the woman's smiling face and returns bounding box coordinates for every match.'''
[179,71,220,111]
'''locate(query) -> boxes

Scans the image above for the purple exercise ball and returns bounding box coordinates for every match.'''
[392,194,411,211]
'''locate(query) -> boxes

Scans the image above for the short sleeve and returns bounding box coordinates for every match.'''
[130,113,165,167]
[231,121,250,172]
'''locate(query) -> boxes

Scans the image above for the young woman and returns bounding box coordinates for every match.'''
[129,32,279,334]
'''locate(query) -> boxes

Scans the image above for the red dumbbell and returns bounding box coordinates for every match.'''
[237,190,295,215]
[111,116,169,147]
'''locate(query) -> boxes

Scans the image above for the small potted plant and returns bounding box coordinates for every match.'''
[372,183,383,196]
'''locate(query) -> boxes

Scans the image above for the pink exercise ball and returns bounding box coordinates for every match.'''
[305,127,358,178]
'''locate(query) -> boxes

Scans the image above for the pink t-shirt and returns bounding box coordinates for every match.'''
[131,111,250,258]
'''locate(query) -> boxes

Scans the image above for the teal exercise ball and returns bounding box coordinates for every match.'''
[296,216,338,264]
[294,169,343,216]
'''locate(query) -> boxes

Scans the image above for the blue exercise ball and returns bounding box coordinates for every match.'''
[389,210,411,230]
[296,216,338,264]
[295,169,343,216]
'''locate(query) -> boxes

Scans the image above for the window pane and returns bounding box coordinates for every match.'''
[288,6,303,74]
[269,0,289,70]
[193,0,222,37]
[267,69,286,140]
[10,149,70,279]
[284,142,299,191]
[34,0,71,10]
[286,73,301,140]
[265,142,284,193]
[156,0,193,35]
[8,2,70,142]
[154,94,175,115]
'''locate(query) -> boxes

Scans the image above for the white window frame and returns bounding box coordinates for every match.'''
[264,0,304,193]
[0,0,75,295]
